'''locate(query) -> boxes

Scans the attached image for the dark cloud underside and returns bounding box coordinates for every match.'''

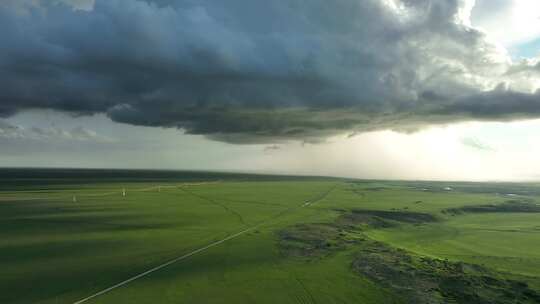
[0,0,539,143]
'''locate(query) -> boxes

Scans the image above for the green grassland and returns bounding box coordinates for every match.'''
[1,169,540,303]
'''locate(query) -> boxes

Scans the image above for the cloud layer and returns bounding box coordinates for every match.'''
[1,0,539,143]
[0,119,111,142]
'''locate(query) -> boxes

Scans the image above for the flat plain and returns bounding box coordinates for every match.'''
[2,169,540,303]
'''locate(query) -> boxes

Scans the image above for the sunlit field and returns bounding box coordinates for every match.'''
[1,170,539,303]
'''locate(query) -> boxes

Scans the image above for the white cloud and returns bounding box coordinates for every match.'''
[472,0,540,47]
[460,136,495,151]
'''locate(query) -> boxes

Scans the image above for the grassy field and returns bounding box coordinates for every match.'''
[2,169,540,303]
[367,213,540,281]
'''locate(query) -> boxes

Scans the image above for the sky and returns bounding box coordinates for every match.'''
[1,0,540,181]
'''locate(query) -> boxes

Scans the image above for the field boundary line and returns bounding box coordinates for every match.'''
[72,184,336,304]
[73,225,261,304]
[0,183,185,202]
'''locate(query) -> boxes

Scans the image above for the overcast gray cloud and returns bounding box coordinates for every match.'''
[460,136,495,151]
[0,119,111,142]
[0,0,539,143]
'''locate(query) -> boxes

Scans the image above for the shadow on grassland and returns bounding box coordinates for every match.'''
[443,200,540,215]
[277,209,540,304]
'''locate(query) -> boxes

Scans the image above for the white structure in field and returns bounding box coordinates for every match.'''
[122,188,126,197]
[73,196,77,203]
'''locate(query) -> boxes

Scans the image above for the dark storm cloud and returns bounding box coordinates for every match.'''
[439,89,540,119]
[0,0,539,143]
